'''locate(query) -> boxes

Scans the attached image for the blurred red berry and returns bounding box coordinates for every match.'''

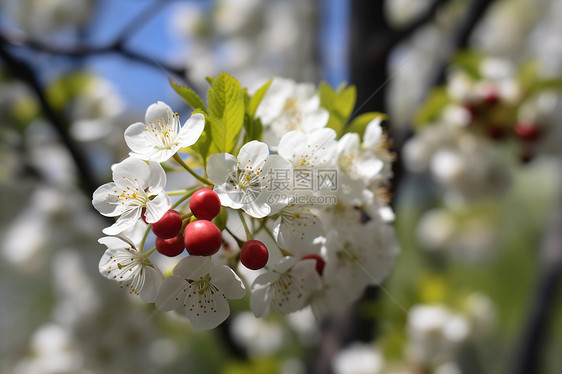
[515,121,541,141]
[302,254,326,276]
[240,240,269,270]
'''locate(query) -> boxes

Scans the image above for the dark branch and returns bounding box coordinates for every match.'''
[387,0,452,50]
[0,39,99,196]
[431,0,497,86]
[0,30,191,84]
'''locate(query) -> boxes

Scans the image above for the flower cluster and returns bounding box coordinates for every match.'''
[92,73,399,329]
[404,53,562,203]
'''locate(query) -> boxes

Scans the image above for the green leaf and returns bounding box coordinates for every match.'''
[248,78,273,118]
[243,115,263,143]
[206,72,245,154]
[517,60,562,94]
[205,76,214,86]
[347,112,387,139]
[212,207,228,231]
[451,50,484,78]
[169,78,207,113]
[319,81,357,138]
[189,109,213,164]
[413,87,450,129]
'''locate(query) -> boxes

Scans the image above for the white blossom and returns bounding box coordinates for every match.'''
[256,77,329,146]
[250,256,322,317]
[98,236,163,303]
[207,140,292,218]
[125,101,205,162]
[155,256,246,330]
[92,157,170,235]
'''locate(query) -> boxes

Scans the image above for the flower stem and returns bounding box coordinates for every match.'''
[225,227,245,248]
[139,224,151,253]
[172,153,212,186]
[168,189,194,196]
[171,187,199,210]
[237,210,252,240]
[143,247,157,258]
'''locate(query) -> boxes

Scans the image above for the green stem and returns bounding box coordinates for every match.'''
[237,210,252,240]
[172,153,213,186]
[168,189,194,196]
[170,187,198,210]
[139,224,151,253]
[225,227,245,248]
[143,247,157,258]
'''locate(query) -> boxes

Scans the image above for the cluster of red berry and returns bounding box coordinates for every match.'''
[462,87,542,162]
[151,188,271,270]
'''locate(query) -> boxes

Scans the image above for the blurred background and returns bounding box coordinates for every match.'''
[0,0,561,373]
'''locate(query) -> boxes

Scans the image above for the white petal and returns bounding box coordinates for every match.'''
[155,275,186,311]
[145,101,174,126]
[102,207,141,235]
[144,193,171,223]
[249,283,272,318]
[124,122,150,155]
[185,289,230,330]
[277,131,308,161]
[272,256,299,273]
[112,158,151,189]
[139,265,163,303]
[363,117,383,149]
[147,161,167,192]
[301,108,329,131]
[237,141,270,171]
[173,256,213,279]
[241,199,271,218]
[177,113,205,148]
[338,133,360,155]
[213,183,243,209]
[211,265,246,299]
[206,153,238,185]
[92,183,126,217]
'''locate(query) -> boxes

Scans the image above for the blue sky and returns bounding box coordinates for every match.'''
[87,0,350,111]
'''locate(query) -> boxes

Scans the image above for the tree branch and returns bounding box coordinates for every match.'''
[0,40,99,196]
[0,30,190,81]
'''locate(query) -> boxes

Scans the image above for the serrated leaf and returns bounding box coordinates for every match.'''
[319,81,357,138]
[347,112,387,139]
[207,73,245,154]
[248,78,273,118]
[413,87,450,129]
[169,78,207,113]
[243,115,263,143]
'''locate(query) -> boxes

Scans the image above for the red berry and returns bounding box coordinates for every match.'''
[486,125,507,141]
[190,188,221,221]
[302,254,325,276]
[151,210,183,239]
[156,233,185,257]
[515,121,541,141]
[480,86,499,106]
[240,240,269,270]
[184,220,222,256]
